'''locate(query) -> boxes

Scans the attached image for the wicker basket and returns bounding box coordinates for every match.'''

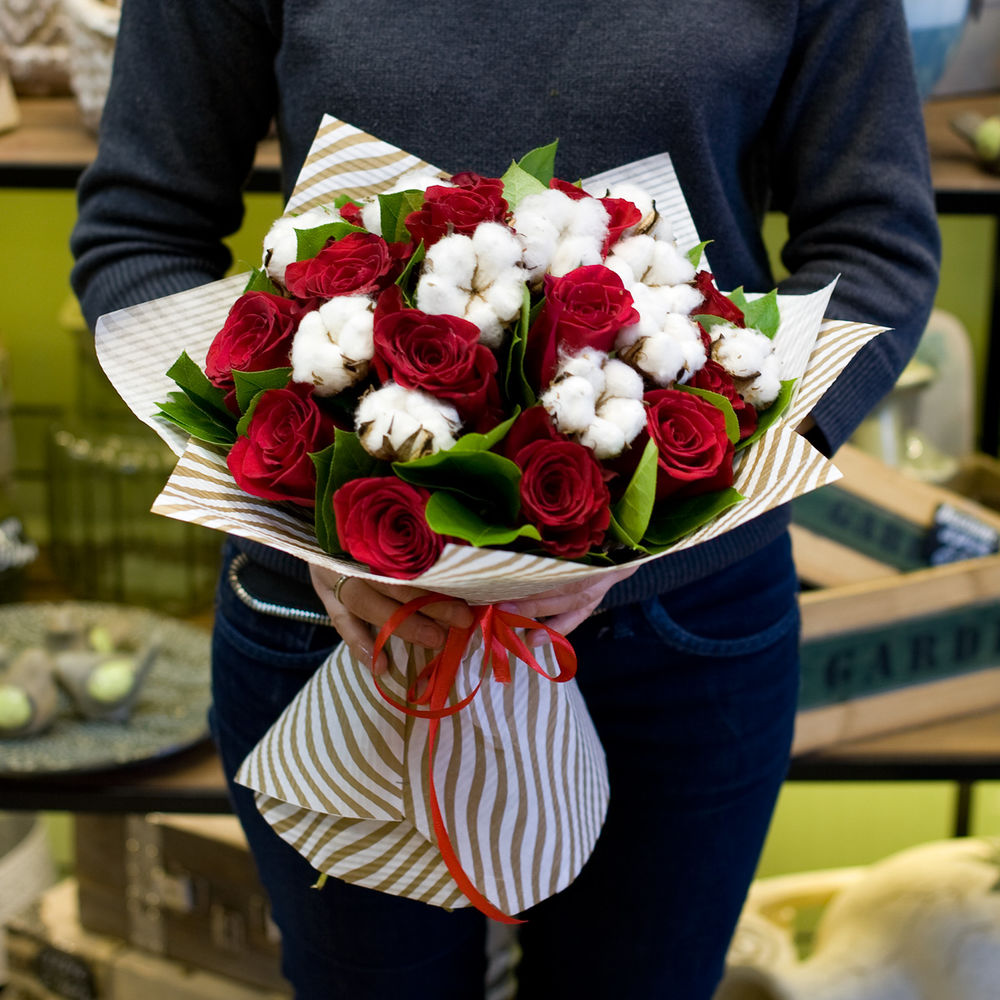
[61,0,119,133]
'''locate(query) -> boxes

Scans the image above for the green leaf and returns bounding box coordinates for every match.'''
[233,367,293,415]
[514,141,559,186]
[395,241,426,305]
[610,438,659,548]
[244,268,280,295]
[155,394,237,446]
[685,240,712,268]
[165,351,233,424]
[425,492,542,548]
[691,313,735,334]
[294,220,366,261]
[378,189,427,244]
[449,413,520,453]
[727,286,751,316]
[675,384,740,444]
[500,161,548,212]
[644,487,744,549]
[741,288,781,339]
[503,285,535,407]
[736,379,797,451]
[334,194,361,210]
[608,511,650,554]
[310,442,344,555]
[394,448,522,522]
[330,428,386,492]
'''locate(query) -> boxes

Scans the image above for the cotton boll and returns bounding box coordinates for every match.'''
[548,234,604,277]
[739,355,783,409]
[557,348,607,395]
[595,396,647,446]
[602,359,644,401]
[627,333,687,386]
[649,215,676,242]
[469,223,523,284]
[579,417,627,460]
[608,235,655,280]
[661,283,704,315]
[356,383,461,461]
[415,277,475,320]
[605,183,654,232]
[262,205,341,286]
[645,241,696,286]
[540,375,598,433]
[291,312,359,396]
[712,327,775,380]
[316,295,376,358]
[423,233,478,286]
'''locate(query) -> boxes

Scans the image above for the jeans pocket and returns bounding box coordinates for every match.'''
[639,593,800,659]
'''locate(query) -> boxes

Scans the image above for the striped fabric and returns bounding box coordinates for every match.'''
[95,115,887,912]
[236,635,609,914]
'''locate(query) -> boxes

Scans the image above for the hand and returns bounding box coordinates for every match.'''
[309,565,474,673]
[500,563,638,645]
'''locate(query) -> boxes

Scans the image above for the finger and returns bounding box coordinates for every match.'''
[526,604,599,644]
[338,578,453,651]
[366,580,475,630]
[329,606,390,674]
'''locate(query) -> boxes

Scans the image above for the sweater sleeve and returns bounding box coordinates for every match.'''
[70,0,281,329]
[764,0,941,455]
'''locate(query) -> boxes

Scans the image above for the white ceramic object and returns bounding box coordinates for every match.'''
[716,838,1000,1000]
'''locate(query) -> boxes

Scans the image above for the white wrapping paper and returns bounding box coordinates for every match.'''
[96,116,885,917]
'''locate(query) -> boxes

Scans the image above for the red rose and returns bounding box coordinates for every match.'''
[689,360,758,440]
[405,172,508,248]
[517,439,611,558]
[333,477,443,579]
[643,388,734,500]
[526,265,639,387]
[599,196,642,255]
[205,291,298,404]
[226,384,334,507]
[373,294,502,430]
[693,270,745,326]
[500,406,564,462]
[284,232,394,301]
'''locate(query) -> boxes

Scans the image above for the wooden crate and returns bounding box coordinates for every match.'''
[792,445,1000,752]
[5,879,288,1000]
[74,814,289,995]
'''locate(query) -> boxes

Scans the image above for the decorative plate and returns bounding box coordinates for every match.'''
[0,601,211,775]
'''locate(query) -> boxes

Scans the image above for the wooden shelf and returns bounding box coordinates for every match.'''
[0,96,281,189]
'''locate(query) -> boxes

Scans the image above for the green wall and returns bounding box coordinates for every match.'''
[3,188,1000,880]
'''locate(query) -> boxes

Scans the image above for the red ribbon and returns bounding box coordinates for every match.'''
[371,595,578,924]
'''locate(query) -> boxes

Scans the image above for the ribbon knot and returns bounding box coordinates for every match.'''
[370,595,578,923]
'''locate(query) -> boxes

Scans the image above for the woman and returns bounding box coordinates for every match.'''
[71,1,940,996]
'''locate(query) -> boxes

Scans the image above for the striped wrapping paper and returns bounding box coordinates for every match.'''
[95,115,886,916]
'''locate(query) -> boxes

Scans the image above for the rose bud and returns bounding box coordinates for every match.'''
[517,439,611,559]
[359,170,454,236]
[284,232,394,302]
[405,171,508,248]
[204,291,299,406]
[333,477,443,579]
[643,388,735,500]
[227,383,335,507]
[526,265,638,387]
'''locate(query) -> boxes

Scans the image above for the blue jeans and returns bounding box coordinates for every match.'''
[209,533,800,1000]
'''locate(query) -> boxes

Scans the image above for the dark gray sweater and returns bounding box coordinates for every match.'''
[71,0,940,602]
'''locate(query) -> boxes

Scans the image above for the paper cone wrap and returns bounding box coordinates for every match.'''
[95,115,886,916]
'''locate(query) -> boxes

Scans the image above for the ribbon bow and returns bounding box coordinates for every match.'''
[371,595,578,923]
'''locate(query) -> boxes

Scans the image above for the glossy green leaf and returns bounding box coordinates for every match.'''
[156,394,237,446]
[500,161,548,212]
[243,268,280,295]
[514,140,559,186]
[233,367,293,415]
[294,220,366,261]
[610,438,659,548]
[644,487,744,550]
[424,492,542,548]
[685,240,712,268]
[378,189,427,244]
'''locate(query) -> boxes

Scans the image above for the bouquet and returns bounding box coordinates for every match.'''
[96,116,883,921]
